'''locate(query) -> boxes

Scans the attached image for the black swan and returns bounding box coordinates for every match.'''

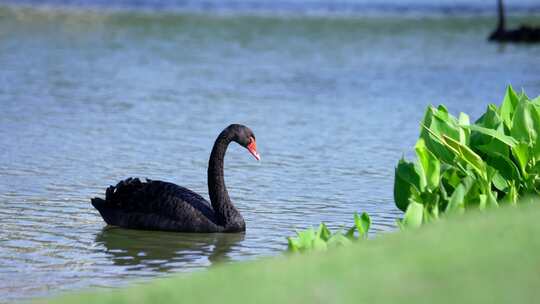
[488,0,540,43]
[91,124,260,233]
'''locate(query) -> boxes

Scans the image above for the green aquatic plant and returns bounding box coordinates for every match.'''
[288,86,540,252]
[395,86,540,228]
[287,212,371,253]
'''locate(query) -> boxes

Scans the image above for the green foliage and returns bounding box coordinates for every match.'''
[394,86,540,228]
[287,212,371,253]
[289,86,540,252]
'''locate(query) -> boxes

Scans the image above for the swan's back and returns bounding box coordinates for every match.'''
[91,178,222,232]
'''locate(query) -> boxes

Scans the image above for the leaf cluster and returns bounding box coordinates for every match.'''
[394,86,540,228]
[287,212,371,253]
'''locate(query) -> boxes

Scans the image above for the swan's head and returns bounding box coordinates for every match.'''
[228,124,261,161]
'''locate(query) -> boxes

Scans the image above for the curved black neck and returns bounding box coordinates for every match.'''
[207,129,244,230]
[497,0,506,32]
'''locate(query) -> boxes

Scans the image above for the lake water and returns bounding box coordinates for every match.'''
[0,1,539,303]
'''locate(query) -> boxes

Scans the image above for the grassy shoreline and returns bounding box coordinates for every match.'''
[42,202,540,304]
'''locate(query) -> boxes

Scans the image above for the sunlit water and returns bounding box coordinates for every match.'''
[0,2,539,303]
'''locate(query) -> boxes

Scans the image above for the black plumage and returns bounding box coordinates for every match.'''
[91,124,260,233]
[489,0,540,43]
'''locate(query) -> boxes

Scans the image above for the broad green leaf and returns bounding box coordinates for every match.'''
[529,104,540,160]
[360,212,371,231]
[512,142,529,175]
[354,212,371,239]
[316,223,331,242]
[415,162,427,191]
[297,228,316,250]
[511,99,536,146]
[420,106,459,164]
[402,201,424,228]
[459,112,470,126]
[467,125,517,148]
[430,105,461,142]
[287,237,299,252]
[500,85,519,129]
[345,226,356,240]
[415,138,441,191]
[421,123,459,165]
[434,104,450,120]
[395,158,423,191]
[475,141,509,159]
[441,134,486,179]
[471,105,508,157]
[485,153,521,184]
[419,104,435,135]
[422,132,456,164]
[442,167,464,189]
[491,171,508,191]
[500,182,518,205]
[458,112,471,144]
[394,158,421,211]
[446,176,474,213]
[475,104,502,129]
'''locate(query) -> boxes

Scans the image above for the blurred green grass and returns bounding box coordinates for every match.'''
[43,203,540,304]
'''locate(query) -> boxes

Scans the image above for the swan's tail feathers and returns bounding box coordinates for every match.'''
[91,197,106,210]
[91,197,119,226]
[105,185,115,202]
[92,177,149,211]
[103,177,146,207]
[91,177,147,226]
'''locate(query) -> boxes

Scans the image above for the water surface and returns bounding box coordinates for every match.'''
[0,4,539,303]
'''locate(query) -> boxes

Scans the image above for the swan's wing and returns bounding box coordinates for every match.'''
[92,178,220,232]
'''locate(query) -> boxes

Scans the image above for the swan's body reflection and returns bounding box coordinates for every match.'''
[95,228,244,273]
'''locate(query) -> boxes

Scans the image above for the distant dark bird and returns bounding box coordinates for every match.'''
[91,124,260,233]
[489,0,540,43]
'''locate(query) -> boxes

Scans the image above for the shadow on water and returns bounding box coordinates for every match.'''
[95,227,245,272]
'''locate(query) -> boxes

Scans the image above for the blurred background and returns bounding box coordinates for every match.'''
[0,0,539,302]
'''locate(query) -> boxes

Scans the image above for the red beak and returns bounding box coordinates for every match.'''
[247,137,261,161]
